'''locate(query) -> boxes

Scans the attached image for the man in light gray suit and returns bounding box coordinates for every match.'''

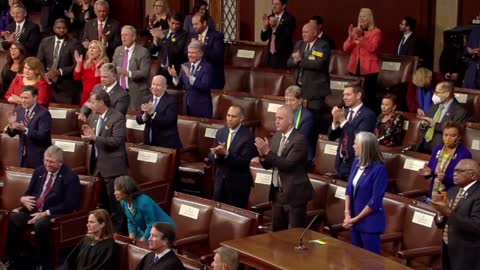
[81,90,128,233]
[112,25,151,110]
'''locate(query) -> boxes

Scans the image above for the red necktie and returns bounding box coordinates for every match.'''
[270,32,276,54]
[97,22,103,41]
[120,49,129,89]
[36,173,55,211]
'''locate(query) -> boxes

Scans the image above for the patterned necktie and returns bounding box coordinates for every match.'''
[272,135,286,187]
[442,188,464,244]
[424,104,444,142]
[51,40,62,69]
[269,31,276,54]
[120,49,129,89]
[36,173,55,210]
[340,110,354,158]
[226,130,235,151]
[190,64,196,76]
[24,109,31,126]
[97,22,103,40]
[14,24,21,40]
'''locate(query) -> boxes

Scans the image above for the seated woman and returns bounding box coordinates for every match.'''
[114,176,175,242]
[407,67,443,115]
[4,56,52,107]
[284,85,315,162]
[0,41,26,97]
[64,209,115,270]
[374,94,405,146]
[419,121,472,198]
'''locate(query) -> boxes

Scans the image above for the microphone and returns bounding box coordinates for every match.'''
[294,215,320,250]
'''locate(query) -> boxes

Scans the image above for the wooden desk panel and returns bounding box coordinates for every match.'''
[222,228,412,270]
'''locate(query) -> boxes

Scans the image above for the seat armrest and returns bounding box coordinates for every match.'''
[398,188,430,198]
[249,202,271,214]
[174,234,209,248]
[397,245,441,260]
[380,232,403,243]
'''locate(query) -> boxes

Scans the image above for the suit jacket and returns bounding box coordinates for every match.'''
[435,181,480,270]
[37,35,85,104]
[24,164,80,216]
[295,106,315,162]
[3,19,41,56]
[287,38,331,101]
[187,28,225,89]
[136,250,185,270]
[343,28,382,75]
[87,108,128,178]
[112,44,151,109]
[260,129,314,207]
[327,105,376,177]
[81,17,121,58]
[149,29,187,76]
[397,33,417,56]
[81,83,131,116]
[178,59,214,118]
[346,160,388,233]
[6,104,52,168]
[319,32,336,50]
[260,11,296,69]
[136,92,182,149]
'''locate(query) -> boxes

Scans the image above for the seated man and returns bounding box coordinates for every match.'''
[5,145,80,270]
[1,4,41,56]
[136,222,185,270]
[211,247,239,270]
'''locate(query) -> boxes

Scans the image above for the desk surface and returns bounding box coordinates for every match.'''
[222,228,412,270]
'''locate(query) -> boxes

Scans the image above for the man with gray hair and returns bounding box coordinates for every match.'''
[5,145,80,269]
[168,40,214,118]
[112,25,151,109]
[255,105,314,231]
[211,247,239,270]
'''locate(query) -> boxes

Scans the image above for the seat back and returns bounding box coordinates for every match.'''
[125,113,145,144]
[166,89,185,116]
[400,112,424,147]
[324,180,348,227]
[393,152,431,194]
[223,66,250,91]
[225,42,266,68]
[248,165,272,207]
[382,194,409,254]
[1,167,32,210]
[325,75,363,110]
[178,117,200,163]
[306,174,330,217]
[313,138,338,175]
[48,103,81,136]
[454,87,480,121]
[248,69,287,96]
[464,122,480,161]
[0,133,20,171]
[377,54,418,90]
[0,102,15,131]
[255,95,284,138]
[113,235,131,270]
[214,92,258,121]
[127,244,150,270]
[52,135,89,175]
[329,50,350,75]
[196,121,224,160]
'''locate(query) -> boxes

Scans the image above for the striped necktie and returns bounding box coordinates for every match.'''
[442,188,464,244]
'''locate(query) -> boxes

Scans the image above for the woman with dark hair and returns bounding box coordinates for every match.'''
[183,0,216,33]
[1,41,26,97]
[64,209,115,270]
[343,132,388,254]
[114,176,174,242]
[374,93,405,146]
[66,0,96,37]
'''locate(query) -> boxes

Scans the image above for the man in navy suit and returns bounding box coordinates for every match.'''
[328,83,376,180]
[209,105,256,208]
[1,4,41,56]
[5,145,80,270]
[136,75,182,149]
[188,12,224,89]
[169,40,214,118]
[397,16,418,56]
[6,85,52,169]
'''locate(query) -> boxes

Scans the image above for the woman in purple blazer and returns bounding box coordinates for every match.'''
[343,131,388,254]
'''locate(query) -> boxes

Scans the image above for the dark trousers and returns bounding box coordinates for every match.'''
[271,189,307,231]
[442,242,452,270]
[307,97,328,136]
[213,177,251,209]
[350,228,381,254]
[352,70,379,113]
[267,52,288,69]
[97,173,127,235]
[337,157,353,180]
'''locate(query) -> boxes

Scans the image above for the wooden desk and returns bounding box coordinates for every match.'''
[221,228,412,270]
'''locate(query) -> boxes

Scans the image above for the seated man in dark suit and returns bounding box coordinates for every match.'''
[328,83,376,180]
[6,85,52,169]
[417,81,467,154]
[136,75,182,149]
[1,4,41,56]
[5,145,80,270]
[136,222,185,270]
[209,105,256,208]
[168,40,214,118]
[397,16,418,56]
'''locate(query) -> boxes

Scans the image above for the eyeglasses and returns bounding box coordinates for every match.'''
[434,90,448,94]
[453,168,474,174]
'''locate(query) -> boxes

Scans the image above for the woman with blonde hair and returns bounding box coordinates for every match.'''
[146,0,170,31]
[4,56,52,106]
[407,67,443,115]
[73,40,109,104]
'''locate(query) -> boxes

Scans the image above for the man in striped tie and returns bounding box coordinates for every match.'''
[432,159,480,270]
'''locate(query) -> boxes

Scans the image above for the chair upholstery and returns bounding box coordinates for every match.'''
[48,103,81,136]
[377,54,418,91]
[329,50,351,75]
[166,89,186,116]
[463,122,480,161]
[255,95,285,138]
[389,152,431,198]
[321,180,349,237]
[306,174,330,219]
[52,135,89,175]
[213,91,258,121]
[0,133,20,175]
[399,111,424,148]
[0,102,15,131]
[325,75,363,110]
[313,138,338,176]
[454,87,480,121]
[125,112,145,144]
[208,206,255,250]
[223,66,250,91]
[248,69,286,96]
[381,194,409,255]
[178,117,200,163]
[224,42,266,68]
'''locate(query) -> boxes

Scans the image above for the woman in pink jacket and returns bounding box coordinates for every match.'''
[343,8,382,111]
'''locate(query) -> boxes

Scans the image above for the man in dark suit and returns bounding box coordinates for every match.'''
[37,18,84,104]
[397,16,418,56]
[136,222,185,270]
[328,83,376,180]
[168,40,214,118]
[149,13,187,86]
[136,75,181,149]
[81,0,121,59]
[112,25,151,110]
[5,145,80,270]
[6,85,52,169]
[77,63,130,122]
[209,105,256,208]
[260,0,296,69]
[309,15,336,50]
[188,12,224,89]
[287,22,330,135]
[1,4,41,55]
[431,159,480,270]
[81,89,128,233]
[255,105,314,231]
[417,81,467,154]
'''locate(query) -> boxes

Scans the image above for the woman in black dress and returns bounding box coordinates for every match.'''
[374,93,405,146]
[0,41,25,97]
[66,0,96,37]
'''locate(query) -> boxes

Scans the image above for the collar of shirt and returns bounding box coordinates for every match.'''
[97,18,107,26]
[229,124,242,134]
[16,20,25,29]
[26,103,37,114]
[100,109,108,120]
[153,91,165,102]
[275,11,284,21]
[403,31,413,40]
[155,248,171,261]
[461,180,478,195]
[442,98,454,111]
[307,39,316,49]
[200,27,208,38]
[54,36,65,45]
[104,81,117,93]
[282,126,294,141]
[349,103,363,116]
[318,32,323,39]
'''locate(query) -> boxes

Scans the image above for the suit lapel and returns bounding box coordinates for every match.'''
[454,181,480,210]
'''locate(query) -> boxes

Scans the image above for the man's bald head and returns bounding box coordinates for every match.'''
[302,22,318,43]
[150,75,167,97]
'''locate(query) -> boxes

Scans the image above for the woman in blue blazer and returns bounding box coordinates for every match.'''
[343,131,389,254]
[114,176,175,242]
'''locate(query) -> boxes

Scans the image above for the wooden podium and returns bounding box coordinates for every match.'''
[221,228,412,270]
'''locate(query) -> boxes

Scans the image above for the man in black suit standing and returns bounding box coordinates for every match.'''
[397,16,418,56]
[1,4,41,55]
[5,145,80,270]
[136,222,185,270]
[136,75,182,149]
[6,85,52,169]
[37,18,85,104]
[255,105,314,231]
[149,13,188,86]
[81,0,121,59]
[432,159,480,270]
[287,22,331,135]
[209,105,256,208]
[309,16,336,50]
[260,0,296,69]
